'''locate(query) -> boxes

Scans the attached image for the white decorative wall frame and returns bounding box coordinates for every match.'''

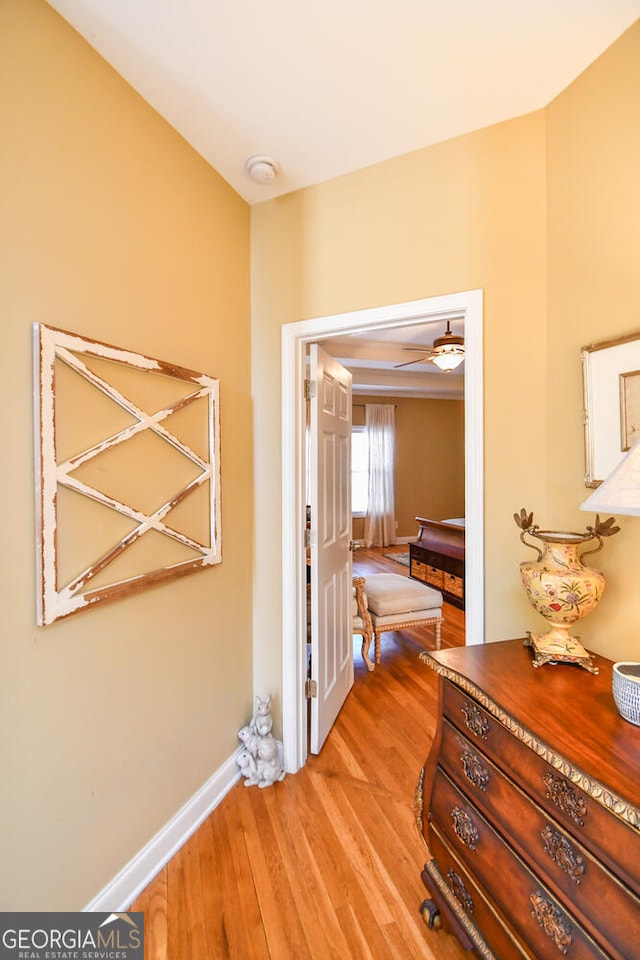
[34,324,221,626]
[582,330,640,486]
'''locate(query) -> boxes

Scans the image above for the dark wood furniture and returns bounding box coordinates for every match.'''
[417,639,640,959]
[410,517,464,609]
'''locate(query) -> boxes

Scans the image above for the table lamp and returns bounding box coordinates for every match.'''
[581,439,640,724]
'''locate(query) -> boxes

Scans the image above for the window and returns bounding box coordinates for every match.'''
[351,426,369,516]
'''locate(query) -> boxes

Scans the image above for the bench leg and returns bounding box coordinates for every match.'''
[361,629,375,671]
[435,618,442,650]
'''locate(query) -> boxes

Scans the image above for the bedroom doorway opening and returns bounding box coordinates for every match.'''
[282,289,484,773]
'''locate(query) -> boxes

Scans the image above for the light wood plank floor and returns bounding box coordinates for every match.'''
[131,548,467,959]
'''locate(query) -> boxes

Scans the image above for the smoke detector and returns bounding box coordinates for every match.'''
[245,155,279,184]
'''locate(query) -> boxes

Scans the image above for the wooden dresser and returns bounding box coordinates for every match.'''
[417,639,640,959]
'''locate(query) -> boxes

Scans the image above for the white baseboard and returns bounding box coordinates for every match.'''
[392,536,414,545]
[84,748,242,911]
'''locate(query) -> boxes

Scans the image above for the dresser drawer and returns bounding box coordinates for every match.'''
[427,827,528,960]
[439,719,640,960]
[443,571,463,599]
[442,679,640,892]
[411,543,463,574]
[411,558,444,589]
[429,769,610,960]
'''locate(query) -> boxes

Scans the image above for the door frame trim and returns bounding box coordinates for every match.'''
[281,289,484,773]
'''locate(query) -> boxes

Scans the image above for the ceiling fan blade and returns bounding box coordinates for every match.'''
[393,356,431,369]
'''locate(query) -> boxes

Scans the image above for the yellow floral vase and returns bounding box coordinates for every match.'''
[514,510,619,673]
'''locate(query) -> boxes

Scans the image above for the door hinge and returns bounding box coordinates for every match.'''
[305,678,318,699]
[304,378,316,400]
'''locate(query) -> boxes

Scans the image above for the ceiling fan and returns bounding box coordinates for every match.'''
[394,320,465,372]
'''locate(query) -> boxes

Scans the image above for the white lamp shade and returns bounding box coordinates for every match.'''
[581,438,640,516]
[431,351,464,372]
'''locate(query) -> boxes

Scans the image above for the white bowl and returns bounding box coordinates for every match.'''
[612,662,640,726]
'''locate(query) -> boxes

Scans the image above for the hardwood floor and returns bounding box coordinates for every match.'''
[131,548,466,959]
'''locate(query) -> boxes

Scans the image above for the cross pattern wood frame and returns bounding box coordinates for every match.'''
[34,324,221,626]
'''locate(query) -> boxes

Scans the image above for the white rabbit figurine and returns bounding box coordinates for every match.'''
[237,749,260,786]
[238,694,285,788]
[250,694,273,737]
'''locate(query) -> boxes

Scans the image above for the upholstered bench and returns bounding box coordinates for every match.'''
[364,573,443,666]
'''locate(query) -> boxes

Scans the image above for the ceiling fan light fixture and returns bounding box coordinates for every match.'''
[431,350,465,372]
[393,320,465,371]
[430,321,465,372]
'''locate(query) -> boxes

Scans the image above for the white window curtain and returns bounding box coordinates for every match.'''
[364,403,396,547]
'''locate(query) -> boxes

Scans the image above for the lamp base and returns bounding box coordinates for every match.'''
[524,632,599,675]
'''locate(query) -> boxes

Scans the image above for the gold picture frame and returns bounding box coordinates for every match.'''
[581,331,640,487]
[619,369,640,451]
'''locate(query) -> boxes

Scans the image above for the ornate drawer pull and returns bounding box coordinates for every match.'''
[461,700,489,740]
[451,806,480,850]
[415,768,425,831]
[530,890,574,954]
[541,825,585,885]
[447,869,474,914]
[543,772,587,827]
[461,749,490,791]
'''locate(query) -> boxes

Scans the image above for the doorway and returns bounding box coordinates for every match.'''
[282,290,484,773]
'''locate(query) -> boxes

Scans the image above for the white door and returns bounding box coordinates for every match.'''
[309,344,353,753]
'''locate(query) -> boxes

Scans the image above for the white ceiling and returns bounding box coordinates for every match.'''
[46,1,640,204]
[44,1,639,396]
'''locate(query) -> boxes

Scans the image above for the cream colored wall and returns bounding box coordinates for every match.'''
[252,21,640,714]
[252,111,549,705]
[1,0,252,909]
[546,21,640,661]
[351,396,465,541]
